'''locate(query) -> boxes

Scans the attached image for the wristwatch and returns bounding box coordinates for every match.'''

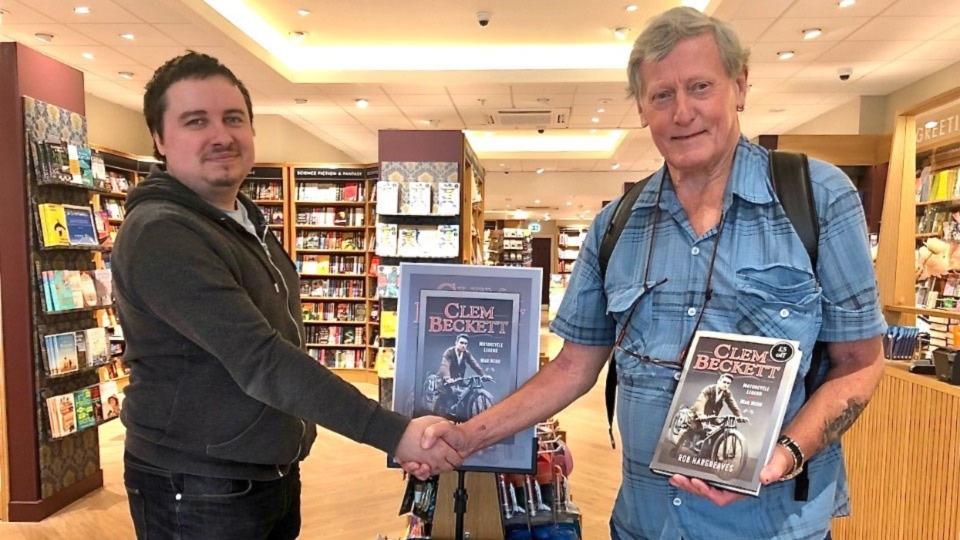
[777,435,805,481]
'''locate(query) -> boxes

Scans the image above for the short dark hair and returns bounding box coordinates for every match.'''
[718,373,734,384]
[456,334,470,343]
[143,51,254,159]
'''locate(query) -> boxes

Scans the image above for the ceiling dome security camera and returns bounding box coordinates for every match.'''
[477,11,492,27]
[838,67,853,81]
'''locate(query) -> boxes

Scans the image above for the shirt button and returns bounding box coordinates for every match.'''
[673,497,682,506]
[674,372,681,381]
[779,308,790,318]
[687,307,697,316]
[691,246,700,255]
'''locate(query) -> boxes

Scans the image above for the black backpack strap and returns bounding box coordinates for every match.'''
[769,150,821,502]
[599,176,652,449]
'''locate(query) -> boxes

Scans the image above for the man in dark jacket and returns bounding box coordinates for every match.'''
[113,51,461,540]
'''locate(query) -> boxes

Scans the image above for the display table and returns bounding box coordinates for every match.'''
[834,362,960,538]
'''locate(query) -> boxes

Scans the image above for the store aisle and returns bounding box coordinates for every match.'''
[0,330,621,539]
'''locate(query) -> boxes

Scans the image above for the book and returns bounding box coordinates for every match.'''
[100,380,122,420]
[376,223,398,256]
[83,327,109,367]
[77,146,94,187]
[66,144,82,184]
[74,387,97,430]
[376,181,400,215]
[649,331,801,496]
[46,331,80,375]
[407,182,433,214]
[437,182,460,215]
[37,203,71,247]
[62,205,99,246]
[93,268,113,305]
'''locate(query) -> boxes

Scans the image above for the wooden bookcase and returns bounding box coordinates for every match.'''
[288,164,379,383]
[557,227,584,274]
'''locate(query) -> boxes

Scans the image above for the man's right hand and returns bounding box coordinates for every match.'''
[394,416,462,480]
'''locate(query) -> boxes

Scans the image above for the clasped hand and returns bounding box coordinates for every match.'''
[395,417,469,480]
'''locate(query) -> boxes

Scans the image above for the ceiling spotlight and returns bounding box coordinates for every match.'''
[355,98,369,109]
[613,27,631,40]
[119,33,135,40]
[81,52,95,60]
[611,163,621,170]
[625,5,638,12]
[566,201,572,206]
[924,120,938,129]
[297,9,311,16]
[591,117,600,123]
[34,32,55,43]
[838,0,856,7]
[536,168,545,174]
[294,98,308,104]
[802,28,822,40]
[118,71,134,80]
[769,108,787,113]
[777,50,795,61]
[288,31,308,43]
[74,6,91,15]
[534,199,541,204]
[597,107,606,113]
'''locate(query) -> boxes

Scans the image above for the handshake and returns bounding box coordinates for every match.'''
[394,415,473,480]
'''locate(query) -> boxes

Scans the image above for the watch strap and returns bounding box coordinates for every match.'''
[777,434,805,481]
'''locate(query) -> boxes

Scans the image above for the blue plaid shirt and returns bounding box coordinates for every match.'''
[551,137,886,540]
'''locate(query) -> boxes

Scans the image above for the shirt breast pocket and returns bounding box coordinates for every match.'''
[735,264,821,345]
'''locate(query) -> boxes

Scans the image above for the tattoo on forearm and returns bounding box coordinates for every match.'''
[821,398,867,446]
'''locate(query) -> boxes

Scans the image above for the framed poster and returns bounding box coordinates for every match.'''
[393,263,542,473]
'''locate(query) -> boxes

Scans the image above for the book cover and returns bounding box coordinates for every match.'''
[377,265,400,298]
[84,327,109,366]
[437,182,461,215]
[93,269,113,306]
[393,263,542,473]
[376,223,398,256]
[376,181,400,215]
[38,203,71,247]
[100,380,122,420]
[64,270,85,309]
[57,393,78,436]
[79,271,99,307]
[77,146,95,187]
[53,332,80,374]
[43,334,60,375]
[66,143,82,184]
[397,228,419,257]
[46,396,63,438]
[649,331,801,496]
[90,384,104,423]
[407,182,433,215]
[74,387,97,430]
[437,225,460,258]
[62,204,99,246]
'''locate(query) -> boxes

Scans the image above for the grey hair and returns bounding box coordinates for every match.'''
[626,7,750,100]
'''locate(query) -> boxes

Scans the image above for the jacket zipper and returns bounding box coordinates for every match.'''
[258,227,303,348]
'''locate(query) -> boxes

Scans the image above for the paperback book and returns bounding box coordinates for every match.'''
[649,331,801,496]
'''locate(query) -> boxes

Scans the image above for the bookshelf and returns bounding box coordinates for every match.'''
[487,228,532,267]
[557,227,585,274]
[239,164,288,247]
[290,164,379,383]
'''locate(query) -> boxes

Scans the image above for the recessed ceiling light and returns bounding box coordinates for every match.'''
[611,163,621,170]
[34,32,55,43]
[589,129,597,133]
[625,5,638,12]
[534,199,541,204]
[74,6,90,15]
[354,98,369,108]
[769,108,787,113]
[288,31,308,43]
[613,27,631,40]
[81,52,95,60]
[566,201,572,206]
[777,51,795,61]
[297,9,311,16]
[924,120,938,129]
[294,98,308,104]
[118,71,134,80]
[597,107,606,113]
[119,33,135,40]
[802,28,822,40]
[838,0,856,7]
[591,117,600,123]
[536,168,545,174]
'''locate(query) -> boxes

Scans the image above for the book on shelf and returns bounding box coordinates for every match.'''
[74,387,97,431]
[376,181,400,215]
[47,393,77,438]
[406,182,432,214]
[436,182,460,215]
[82,327,110,367]
[377,265,400,298]
[62,204,99,246]
[381,311,399,339]
[77,146,95,187]
[100,380,123,421]
[37,203,70,247]
[437,225,460,258]
[649,331,801,497]
[66,144,82,184]
[376,223,398,256]
[93,268,113,305]
[44,332,80,375]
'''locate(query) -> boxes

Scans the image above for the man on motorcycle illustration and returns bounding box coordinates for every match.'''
[435,334,492,420]
[680,374,747,454]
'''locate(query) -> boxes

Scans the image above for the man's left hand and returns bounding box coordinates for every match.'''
[668,475,745,506]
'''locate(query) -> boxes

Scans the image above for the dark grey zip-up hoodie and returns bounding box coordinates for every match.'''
[112,171,409,480]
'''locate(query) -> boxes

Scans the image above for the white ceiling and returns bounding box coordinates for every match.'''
[1,0,959,220]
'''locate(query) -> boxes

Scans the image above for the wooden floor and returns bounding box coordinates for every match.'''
[0,329,623,539]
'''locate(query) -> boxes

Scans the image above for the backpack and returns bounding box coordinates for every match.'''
[598,150,822,501]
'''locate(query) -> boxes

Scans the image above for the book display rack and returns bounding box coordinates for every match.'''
[557,227,584,274]
[486,228,532,267]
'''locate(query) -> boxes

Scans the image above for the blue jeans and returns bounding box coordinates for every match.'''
[609,519,833,540]
[124,452,301,540]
